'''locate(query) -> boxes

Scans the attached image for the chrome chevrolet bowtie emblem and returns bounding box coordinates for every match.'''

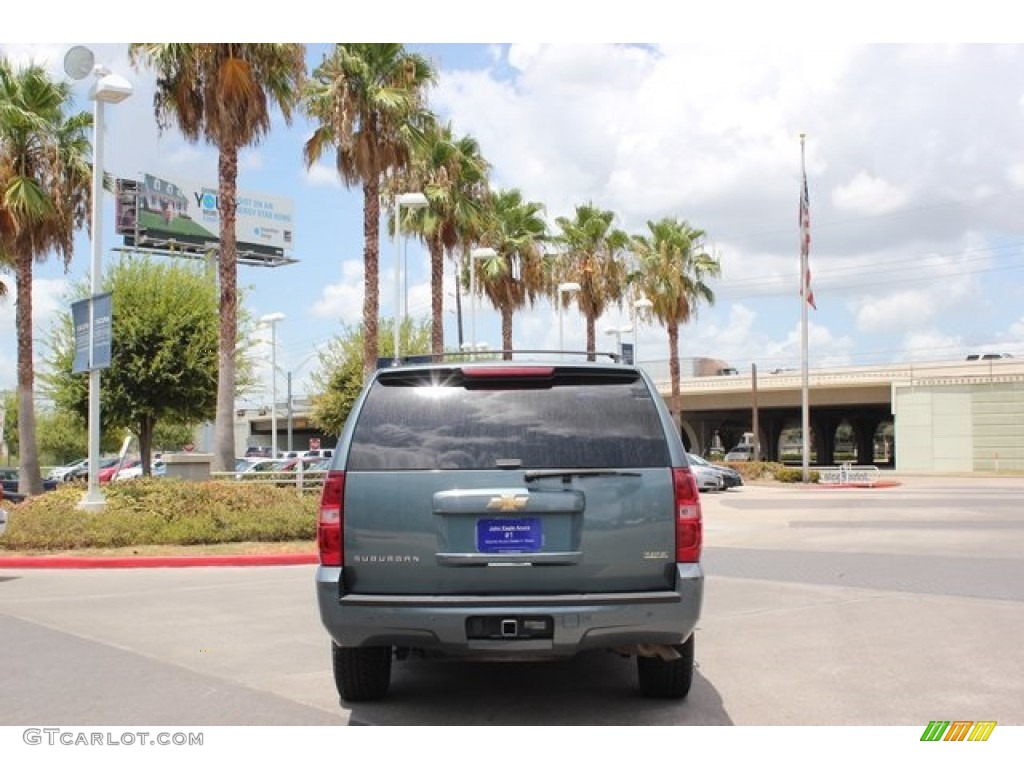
[487,494,528,512]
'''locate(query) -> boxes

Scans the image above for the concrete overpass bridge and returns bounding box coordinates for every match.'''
[641,356,1024,471]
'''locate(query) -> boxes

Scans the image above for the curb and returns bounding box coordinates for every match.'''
[0,553,319,569]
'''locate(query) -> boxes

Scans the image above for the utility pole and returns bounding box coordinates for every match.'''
[752,363,760,461]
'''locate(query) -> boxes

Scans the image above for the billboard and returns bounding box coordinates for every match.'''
[116,173,295,263]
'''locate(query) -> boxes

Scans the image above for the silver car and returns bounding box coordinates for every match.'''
[315,359,705,702]
[690,460,724,492]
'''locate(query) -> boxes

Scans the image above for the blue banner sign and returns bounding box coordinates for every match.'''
[71,293,113,374]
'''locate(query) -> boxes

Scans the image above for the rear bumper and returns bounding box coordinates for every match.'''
[316,563,703,658]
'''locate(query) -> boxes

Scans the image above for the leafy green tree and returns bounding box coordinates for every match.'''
[0,59,92,495]
[474,188,549,358]
[153,421,201,453]
[309,317,430,437]
[302,43,435,382]
[35,408,122,466]
[1,388,17,460]
[630,217,720,429]
[553,203,631,360]
[44,256,220,475]
[129,43,307,473]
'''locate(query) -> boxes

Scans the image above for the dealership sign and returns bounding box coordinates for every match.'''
[71,293,113,374]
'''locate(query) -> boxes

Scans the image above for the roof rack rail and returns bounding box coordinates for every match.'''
[381,349,625,367]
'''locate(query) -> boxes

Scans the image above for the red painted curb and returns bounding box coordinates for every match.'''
[0,553,319,569]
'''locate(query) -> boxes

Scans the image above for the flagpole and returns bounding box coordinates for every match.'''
[800,133,811,483]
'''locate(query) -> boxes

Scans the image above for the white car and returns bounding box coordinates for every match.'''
[691,462,724,492]
[47,458,88,482]
[113,459,165,481]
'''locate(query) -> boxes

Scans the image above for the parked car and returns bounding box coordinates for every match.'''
[315,357,704,702]
[0,468,57,496]
[234,459,285,480]
[688,453,743,490]
[303,448,334,459]
[244,445,275,458]
[966,353,1013,361]
[279,455,327,472]
[47,458,88,482]
[724,444,753,462]
[63,457,120,482]
[113,459,165,481]
[99,459,139,484]
[690,460,724,492]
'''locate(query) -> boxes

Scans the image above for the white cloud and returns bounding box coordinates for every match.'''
[309,260,365,324]
[0,275,71,391]
[832,172,910,215]
[303,163,343,188]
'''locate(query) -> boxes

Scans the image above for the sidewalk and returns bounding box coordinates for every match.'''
[0,552,319,569]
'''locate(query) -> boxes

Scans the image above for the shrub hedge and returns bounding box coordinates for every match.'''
[0,478,317,551]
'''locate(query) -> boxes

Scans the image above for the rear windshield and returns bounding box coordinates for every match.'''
[346,368,671,470]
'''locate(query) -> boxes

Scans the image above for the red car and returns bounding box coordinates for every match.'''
[99,459,139,484]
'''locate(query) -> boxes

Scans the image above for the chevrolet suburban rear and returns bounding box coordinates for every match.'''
[315,360,703,701]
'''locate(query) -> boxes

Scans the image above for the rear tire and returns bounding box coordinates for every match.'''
[637,634,695,699]
[332,643,392,702]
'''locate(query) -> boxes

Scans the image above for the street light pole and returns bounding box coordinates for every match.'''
[604,325,633,360]
[557,282,581,357]
[259,313,285,457]
[632,297,653,365]
[69,50,132,511]
[469,247,496,355]
[393,192,428,364]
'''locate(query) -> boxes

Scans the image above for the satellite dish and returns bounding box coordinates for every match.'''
[63,46,95,80]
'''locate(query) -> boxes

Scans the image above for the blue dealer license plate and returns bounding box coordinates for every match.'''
[477,518,542,553]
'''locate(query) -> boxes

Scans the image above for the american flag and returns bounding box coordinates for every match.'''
[799,168,816,309]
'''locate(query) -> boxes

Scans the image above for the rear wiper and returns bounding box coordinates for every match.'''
[524,469,643,482]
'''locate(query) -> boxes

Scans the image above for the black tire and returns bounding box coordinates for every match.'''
[637,634,695,699]
[332,643,392,702]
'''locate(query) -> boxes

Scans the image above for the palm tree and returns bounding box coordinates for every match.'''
[402,119,489,356]
[302,43,435,378]
[0,59,92,495]
[129,43,307,472]
[630,217,720,430]
[475,188,549,358]
[552,203,630,359]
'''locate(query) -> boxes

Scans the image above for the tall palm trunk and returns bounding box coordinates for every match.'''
[668,321,682,433]
[15,249,43,495]
[501,305,513,360]
[586,314,596,361]
[213,145,240,472]
[429,235,444,356]
[362,180,381,381]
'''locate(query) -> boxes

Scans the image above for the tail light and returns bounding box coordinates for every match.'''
[672,467,703,563]
[318,470,345,566]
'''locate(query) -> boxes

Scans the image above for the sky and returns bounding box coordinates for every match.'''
[3,9,1024,412]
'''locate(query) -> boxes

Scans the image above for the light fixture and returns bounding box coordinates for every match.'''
[604,325,633,361]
